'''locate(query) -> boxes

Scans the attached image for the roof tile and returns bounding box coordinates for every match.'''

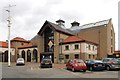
[11,37,30,42]
[0,41,13,48]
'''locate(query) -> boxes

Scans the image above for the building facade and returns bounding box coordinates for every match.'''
[0,18,115,64]
[0,41,15,62]
[61,36,97,63]
[69,19,115,59]
[31,18,115,63]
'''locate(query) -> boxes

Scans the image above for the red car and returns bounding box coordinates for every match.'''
[66,59,87,72]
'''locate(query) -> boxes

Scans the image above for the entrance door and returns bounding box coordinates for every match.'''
[27,50,31,62]
[21,50,25,60]
[33,49,38,62]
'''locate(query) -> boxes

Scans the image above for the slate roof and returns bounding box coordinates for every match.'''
[38,20,74,35]
[69,18,111,33]
[38,19,111,36]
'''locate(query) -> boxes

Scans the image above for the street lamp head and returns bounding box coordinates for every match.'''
[6,10,10,12]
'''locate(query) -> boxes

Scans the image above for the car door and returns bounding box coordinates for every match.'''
[69,60,74,69]
[66,60,70,69]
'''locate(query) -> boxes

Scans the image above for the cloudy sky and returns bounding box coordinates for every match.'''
[0,0,119,50]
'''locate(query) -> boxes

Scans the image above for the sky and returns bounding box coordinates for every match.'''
[0,0,119,50]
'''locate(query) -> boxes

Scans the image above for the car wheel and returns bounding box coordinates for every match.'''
[106,66,110,71]
[66,67,69,70]
[72,67,75,72]
[83,70,86,72]
[50,66,52,68]
[90,67,93,71]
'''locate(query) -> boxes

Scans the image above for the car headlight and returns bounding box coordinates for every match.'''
[75,64,78,66]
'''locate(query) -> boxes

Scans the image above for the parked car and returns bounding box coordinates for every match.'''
[66,59,87,72]
[40,58,52,68]
[102,58,120,70]
[16,58,25,66]
[85,60,105,71]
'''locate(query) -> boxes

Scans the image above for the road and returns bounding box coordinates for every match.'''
[1,62,120,80]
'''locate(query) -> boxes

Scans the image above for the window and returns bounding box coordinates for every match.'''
[74,54,79,59]
[75,44,79,49]
[88,45,91,50]
[21,43,24,45]
[92,46,94,51]
[65,45,69,50]
[89,54,91,59]
[65,55,69,59]
[93,55,95,59]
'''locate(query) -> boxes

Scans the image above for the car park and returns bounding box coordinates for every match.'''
[40,58,52,68]
[66,59,87,72]
[102,58,120,70]
[16,58,25,66]
[85,60,105,71]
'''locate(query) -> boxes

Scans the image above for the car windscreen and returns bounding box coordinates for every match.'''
[17,58,24,61]
[94,60,103,63]
[43,59,51,63]
[75,60,84,63]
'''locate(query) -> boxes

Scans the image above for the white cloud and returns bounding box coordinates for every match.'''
[0,0,119,50]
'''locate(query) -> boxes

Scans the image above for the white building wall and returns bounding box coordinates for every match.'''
[62,42,97,55]
[62,43,80,54]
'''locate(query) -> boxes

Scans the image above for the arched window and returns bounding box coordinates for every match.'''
[27,50,31,62]
[33,49,38,62]
[21,50,25,60]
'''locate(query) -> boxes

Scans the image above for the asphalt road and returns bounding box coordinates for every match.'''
[1,62,120,79]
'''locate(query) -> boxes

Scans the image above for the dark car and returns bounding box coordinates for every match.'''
[102,58,120,70]
[40,58,52,68]
[85,60,105,71]
[66,59,87,72]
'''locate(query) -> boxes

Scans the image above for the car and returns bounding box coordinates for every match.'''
[66,59,87,72]
[85,60,105,71]
[102,58,120,70]
[40,58,52,68]
[16,58,25,66]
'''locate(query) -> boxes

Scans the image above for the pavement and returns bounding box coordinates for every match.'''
[4,62,66,69]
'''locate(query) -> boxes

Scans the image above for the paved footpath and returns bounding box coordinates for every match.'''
[3,62,66,69]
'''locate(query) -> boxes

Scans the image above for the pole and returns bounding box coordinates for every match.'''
[7,4,11,67]
[8,23,11,67]
[6,4,16,67]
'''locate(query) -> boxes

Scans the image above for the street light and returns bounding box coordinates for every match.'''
[6,4,16,67]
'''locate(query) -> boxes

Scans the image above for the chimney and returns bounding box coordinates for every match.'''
[71,21,80,27]
[56,19,66,28]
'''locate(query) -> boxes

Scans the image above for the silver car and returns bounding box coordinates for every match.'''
[16,58,25,66]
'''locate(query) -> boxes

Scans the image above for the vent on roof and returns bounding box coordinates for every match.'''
[71,21,80,27]
[56,19,66,29]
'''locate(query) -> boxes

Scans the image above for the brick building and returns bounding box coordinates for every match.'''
[0,18,115,64]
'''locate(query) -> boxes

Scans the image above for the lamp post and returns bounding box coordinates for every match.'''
[6,4,16,67]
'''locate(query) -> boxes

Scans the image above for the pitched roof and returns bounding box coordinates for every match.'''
[62,36,98,45]
[38,20,73,36]
[64,36,84,43]
[11,37,30,42]
[0,41,13,48]
[69,18,111,33]
[18,43,37,49]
